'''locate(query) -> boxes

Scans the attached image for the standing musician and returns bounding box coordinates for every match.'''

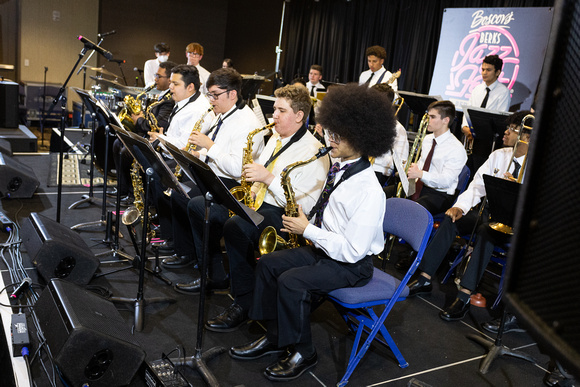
[407,100,467,216]
[143,42,171,87]
[200,84,329,330]
[112,60,176,204]
[229,84,396,382]
[407,110,532,322]
[358,45,398,91]
[186,42,211,94]
[161,68,265,278]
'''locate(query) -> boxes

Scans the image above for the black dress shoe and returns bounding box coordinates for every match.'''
[206,303,248,332]
[440,297,470,321]
[264,350,318,381]
[174,276,229,294]
[161,254,195,269]
[407,278,432,297]
[395,252,416,272]
[229,336,286,360]
[482,313,524,334]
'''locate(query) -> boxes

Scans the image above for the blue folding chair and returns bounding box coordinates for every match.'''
[327,198,433,386]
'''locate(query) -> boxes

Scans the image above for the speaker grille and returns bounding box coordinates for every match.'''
[506,0,580,377]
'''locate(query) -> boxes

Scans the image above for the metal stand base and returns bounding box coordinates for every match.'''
[170,347,227,387]
[111,295,176,332]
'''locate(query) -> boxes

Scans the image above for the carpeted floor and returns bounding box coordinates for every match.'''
[0,151,553,387]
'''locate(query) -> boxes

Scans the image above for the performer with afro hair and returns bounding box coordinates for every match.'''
[229,83,396,381]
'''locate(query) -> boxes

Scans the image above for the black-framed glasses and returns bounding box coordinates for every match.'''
[324,129,341,144]
[154,73,168,79]
[206,90,228,101]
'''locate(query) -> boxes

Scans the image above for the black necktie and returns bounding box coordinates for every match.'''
[210,118,223,141]
[512,159,521,179]
[312,163,351,227]
[480,87,491,108]
[364,72,375,86]
[310,85,316,96]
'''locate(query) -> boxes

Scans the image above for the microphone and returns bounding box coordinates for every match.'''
[10,278,32,299]
[97,30,116,38]
[134,67,143,73]
[109,58,125,64]
[78,35,113,60]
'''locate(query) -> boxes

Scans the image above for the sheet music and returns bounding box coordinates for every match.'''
[393,152,415,196]
[252,97,268,127]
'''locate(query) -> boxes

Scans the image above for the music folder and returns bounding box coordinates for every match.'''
[157,137,263,227]
[483,174,520,227]
[396,91,442,115]
[111,124,189,198]
[465,107,512,156]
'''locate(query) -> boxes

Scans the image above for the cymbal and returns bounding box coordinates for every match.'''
[90,76,138,95]
[81,65,120,78]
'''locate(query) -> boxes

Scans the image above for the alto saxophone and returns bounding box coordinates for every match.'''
[121,162,155,241]
[230,122,275,210]
[146,92,173,133]
[174,106,214,181]
[258,146,332,255]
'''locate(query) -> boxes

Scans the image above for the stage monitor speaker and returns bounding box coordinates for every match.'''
[504,0,580,379]
[35,279,145,386]
[21,213,99,285]
[0,139,12,156]
[0,80,18,128]
[0,152,39,199]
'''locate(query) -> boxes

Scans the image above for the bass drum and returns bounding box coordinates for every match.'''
[93,125,117,177]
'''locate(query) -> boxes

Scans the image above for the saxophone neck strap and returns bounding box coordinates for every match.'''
[263,125,307,168]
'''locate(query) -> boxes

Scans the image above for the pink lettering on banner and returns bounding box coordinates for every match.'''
[446,24,520,100]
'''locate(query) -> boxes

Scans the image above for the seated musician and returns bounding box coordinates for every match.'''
[358,45,398,91]
[406,100,468,216]
[407,110,532,322]
[371,83,409,186]
[229,83,396,382]
[161,68,265,279]
[200,84,329,329]
[112,60,176,204]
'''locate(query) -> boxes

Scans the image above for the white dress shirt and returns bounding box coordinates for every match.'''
[203,104,264,181]
[196,64,211,94]
[159,93,213,150]
[372,121,409,176]
[454,147,525,214]
[305,81,326,97]
[358,66,398,91]
[304,160,386,264]
[143,58,160,87]
[252,129,329,213]
[419,130,468,195]
[461,79,511,127]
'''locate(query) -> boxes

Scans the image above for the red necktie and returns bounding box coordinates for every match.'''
[410,139,437,201]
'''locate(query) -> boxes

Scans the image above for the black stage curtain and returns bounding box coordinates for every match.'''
[281,0,554,94]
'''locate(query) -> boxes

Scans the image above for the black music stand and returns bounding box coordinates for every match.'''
[159,137,263,386]
[466,108,512,174]
[465,175,535,373]
[397,91,442,131]
[105,128,176,331]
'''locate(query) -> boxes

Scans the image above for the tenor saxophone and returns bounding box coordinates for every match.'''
[174,106,213,181]
[258,146,332,255]
[230,122,275,210]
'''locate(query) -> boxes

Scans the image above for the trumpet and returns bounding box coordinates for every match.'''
[259,146,332,255]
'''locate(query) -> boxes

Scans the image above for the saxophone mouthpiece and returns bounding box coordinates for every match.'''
[317,146,332,158]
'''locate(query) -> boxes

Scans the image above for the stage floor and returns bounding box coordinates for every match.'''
[0,149,552,387]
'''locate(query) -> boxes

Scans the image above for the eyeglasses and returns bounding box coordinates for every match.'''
[206,90,229,101]
[186,52,201,56]
[324,129,341,144]
[507,125,520,133]
[154,73,168,79]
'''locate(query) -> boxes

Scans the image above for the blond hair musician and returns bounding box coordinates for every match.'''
[358,45,398,91]
[407,110,532,322]
[229,84,396,382]
[185,42,210,94]
[201,84,330,330]
[161,68,264,280]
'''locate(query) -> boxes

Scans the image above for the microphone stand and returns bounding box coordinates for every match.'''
[113,62,128,85]
[48,45,90,222]
[76,36,103,129]
[40,67,48,147]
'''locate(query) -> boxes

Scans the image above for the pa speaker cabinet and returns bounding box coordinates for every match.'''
[0,153,39,199]
[504,0,580,379]
[35,279,145,386]
[21,213,99,285]
[0,80,18,128]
